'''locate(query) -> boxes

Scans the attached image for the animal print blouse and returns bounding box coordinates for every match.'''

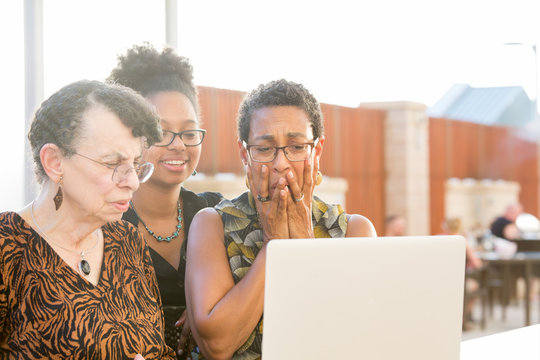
[0,212,175,359]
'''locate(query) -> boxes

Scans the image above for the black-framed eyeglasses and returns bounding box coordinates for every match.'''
[243,138,319,163]
[74,153,154,184]
[154,129,206,147]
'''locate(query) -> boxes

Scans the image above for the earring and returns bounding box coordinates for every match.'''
[315,171,323,186]
[245,177,250,189]
[53,176,63,210]
[192,170,197,176]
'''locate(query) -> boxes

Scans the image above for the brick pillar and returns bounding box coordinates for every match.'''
[362,101,430,235]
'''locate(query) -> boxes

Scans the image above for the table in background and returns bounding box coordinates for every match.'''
[477,251,540,326]
[460,324,540,359]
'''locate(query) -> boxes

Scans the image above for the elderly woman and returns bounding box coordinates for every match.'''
[0,80,175,359]
[185,79,377,359]
[108,43,223,358]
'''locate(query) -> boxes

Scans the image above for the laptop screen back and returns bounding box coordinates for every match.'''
[262,236,466,360]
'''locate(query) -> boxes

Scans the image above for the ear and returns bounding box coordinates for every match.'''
[238,139,250,167]
[40,144,64,182]
[313,136,325,164]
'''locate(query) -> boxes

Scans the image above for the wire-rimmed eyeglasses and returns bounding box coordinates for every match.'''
[74,153,154,184]
[154,129,206,147]
[243,138,319,163]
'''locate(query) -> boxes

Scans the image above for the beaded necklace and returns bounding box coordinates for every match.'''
[130,200,183,242]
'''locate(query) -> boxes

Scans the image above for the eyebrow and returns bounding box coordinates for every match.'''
[102,152,143,162]
[160,119,198,127]
[253,132,307,142]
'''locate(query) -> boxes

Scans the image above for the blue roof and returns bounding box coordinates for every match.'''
[428,84,535,126]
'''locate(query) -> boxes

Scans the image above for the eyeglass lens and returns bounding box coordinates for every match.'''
[112,162,154,184]
[157,130,205,146]
[250,144,313,162]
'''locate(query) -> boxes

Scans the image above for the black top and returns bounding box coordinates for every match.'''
[123,188,223,307]
[490,216,513,239]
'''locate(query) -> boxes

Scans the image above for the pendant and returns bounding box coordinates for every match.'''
[79,259,91,275]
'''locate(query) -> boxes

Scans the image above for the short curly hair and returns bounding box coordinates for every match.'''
[237,79,324,142]
[28,79,162,183]
[107,42,199,116]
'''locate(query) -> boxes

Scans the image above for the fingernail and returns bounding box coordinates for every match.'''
[288,171,293,178]
[175,320,180,326]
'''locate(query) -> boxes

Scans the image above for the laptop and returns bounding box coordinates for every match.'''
[262,236,466,360]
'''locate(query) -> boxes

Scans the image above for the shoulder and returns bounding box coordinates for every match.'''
[346,214,377,237]
[103,220,144,251]
[0,212,28,249]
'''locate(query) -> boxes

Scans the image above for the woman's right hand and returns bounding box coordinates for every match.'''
[247,164,289,243]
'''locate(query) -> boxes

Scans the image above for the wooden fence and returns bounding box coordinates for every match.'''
[429,117,539,234]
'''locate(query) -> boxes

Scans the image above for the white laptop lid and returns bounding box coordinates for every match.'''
[262,236,466,360]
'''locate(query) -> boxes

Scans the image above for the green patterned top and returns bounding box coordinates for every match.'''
[215,191,348,359]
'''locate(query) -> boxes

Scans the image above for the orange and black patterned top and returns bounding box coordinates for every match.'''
[0,212,175,359]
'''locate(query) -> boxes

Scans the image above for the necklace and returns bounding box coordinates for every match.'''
[130,200,183,242]
[30,201,99,276]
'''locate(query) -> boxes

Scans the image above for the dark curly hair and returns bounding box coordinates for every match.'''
[28,79,162,183]
[237,79,324,142]
[107,42,199,116]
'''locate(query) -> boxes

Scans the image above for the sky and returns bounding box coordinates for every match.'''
[1,0,540,210]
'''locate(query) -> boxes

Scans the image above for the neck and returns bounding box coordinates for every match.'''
[131,182,182,217]
[30,192,101,250]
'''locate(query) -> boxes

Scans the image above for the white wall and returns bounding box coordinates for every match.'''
[0,2,25,212]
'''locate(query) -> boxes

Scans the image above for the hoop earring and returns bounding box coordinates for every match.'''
[315,171,323,186]
[245,177,250,189]
[53,176,64,210]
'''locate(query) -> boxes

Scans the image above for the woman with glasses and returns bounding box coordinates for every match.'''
[108,43,222,359]
[185,79,377,359]
[0,80,175,359]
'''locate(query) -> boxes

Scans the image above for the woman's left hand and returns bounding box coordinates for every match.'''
[285,157,318,239]
[175,310,197,359]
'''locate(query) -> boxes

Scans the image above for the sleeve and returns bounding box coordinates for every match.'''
[0,252,6,332]
[199,191,225,207]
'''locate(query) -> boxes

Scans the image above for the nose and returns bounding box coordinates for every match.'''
[272,147,291,172]
[168,133,187,150]
[117,167,140,191]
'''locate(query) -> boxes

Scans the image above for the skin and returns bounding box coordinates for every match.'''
[130,91,202,357]
[18,106,147,359]
[385,216,406,236]
[502,203,523,240]
[185,106,377,360]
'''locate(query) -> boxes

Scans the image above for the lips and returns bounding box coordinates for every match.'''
[161,159,188,172]
[162,159,186,165]
[113,200,130,212]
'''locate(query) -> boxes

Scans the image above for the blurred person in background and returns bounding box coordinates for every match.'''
[384,214,406,236]
[108,43,223,359]
[442,217,483,330]
[490,203,523,240]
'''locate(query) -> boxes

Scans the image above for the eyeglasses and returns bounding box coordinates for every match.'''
[154,129,206,147]
[243,138,319,163]
[74,153,154,184]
